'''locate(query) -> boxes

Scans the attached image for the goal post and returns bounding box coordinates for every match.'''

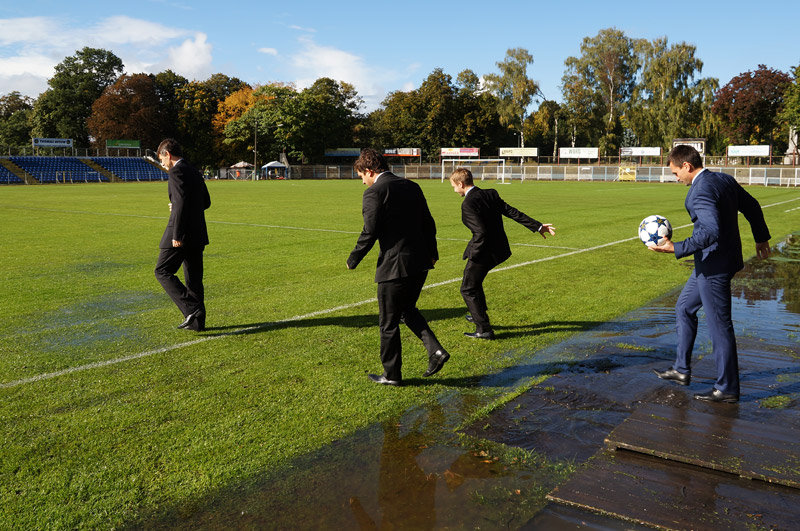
[441,158,508,183]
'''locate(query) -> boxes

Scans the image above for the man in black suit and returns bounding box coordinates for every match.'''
[347,149,450,386]
[154,138,211,332]
[449,168,555,339]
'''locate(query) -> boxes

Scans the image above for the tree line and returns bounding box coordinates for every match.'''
[1,28,798,168]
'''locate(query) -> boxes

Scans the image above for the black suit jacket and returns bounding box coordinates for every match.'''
[461,186,542,267]
[347,173,438,282]
[159,159,211,249]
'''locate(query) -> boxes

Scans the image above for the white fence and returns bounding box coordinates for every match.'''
[285,164,800,187]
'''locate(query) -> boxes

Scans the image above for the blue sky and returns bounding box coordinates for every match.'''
[1,0,797,112]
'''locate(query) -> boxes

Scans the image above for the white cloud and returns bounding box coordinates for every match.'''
[289,24,316,33]
[0,15,214,96]
[258,47,278,56]
[167,33,213,79]
[0,17,69,46]
[89,16,186,46]
[287,37,415,111]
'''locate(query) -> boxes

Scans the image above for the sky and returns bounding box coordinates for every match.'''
[1,0,798,113]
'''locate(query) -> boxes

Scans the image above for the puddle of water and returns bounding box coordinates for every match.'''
[133,235,800,529]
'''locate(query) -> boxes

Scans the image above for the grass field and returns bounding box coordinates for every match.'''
[1,178,798,527]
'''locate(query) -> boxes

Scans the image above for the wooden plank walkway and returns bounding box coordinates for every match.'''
[546,447,800,531]
[605,402,800,488]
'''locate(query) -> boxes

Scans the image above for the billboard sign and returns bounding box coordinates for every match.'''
[107,139,141,148]
[33,137,72,148]
[384,148,421,156]
[672,138,705,155]
[727,145,770,157]
[499,147,538,157]
[559,147,598,159]
[441,147,480,157]
[620,147,661,157]
[324,148,361,157]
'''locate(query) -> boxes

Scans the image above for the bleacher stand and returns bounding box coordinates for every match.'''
[92,157,167,181]
[0,164,23,184]
[10,156,107,183]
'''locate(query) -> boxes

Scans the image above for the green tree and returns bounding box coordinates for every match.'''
[222,84,295,166]
[525,100,568,158]
[154,70,188,141]
[711,64,792,151]
[484,48,538,147]
[32,47,124,147]
[177,74,250,167]
[289,78,363,163]
[778,64,800,159]
[625,38,715,150]
[562,28,638,155]
[0,91,34,147]
[87,74,168,152]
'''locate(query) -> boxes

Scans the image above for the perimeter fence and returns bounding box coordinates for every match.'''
[286,164,800,187]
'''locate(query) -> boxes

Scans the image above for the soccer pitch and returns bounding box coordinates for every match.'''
[1,179,798,527]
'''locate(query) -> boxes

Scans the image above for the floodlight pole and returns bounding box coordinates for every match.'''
[253,115,258,180]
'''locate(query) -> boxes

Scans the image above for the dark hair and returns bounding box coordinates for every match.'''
[354,148,389,173]
[450,168,474,185]
[668,145,703,169]
[157,138,183,158]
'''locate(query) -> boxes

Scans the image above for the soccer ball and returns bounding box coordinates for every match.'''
[638,215,673,247]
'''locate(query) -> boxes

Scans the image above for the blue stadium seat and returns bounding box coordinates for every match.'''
[10,156,108,183]
[0,164,24,184]
[91,157,168,181]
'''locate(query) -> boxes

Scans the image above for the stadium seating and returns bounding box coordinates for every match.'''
[10,156,107,183]
[91,157,167,181]
[0,164,23,184]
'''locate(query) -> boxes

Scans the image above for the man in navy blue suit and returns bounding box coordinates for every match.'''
[651,145,771,403]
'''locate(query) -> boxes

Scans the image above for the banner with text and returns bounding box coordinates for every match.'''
[727,145,770,157]
[441,147,480,157]
[499,147,538,157]
[384,148,421,157]
[672,138,705,154]
[620,147,661,157]
[559,147,598,159]
[107,139,141,148]
[33,137,73,148]
[324,148,361,157]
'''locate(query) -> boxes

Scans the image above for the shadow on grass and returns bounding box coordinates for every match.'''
[202,307,463,334]
[491,320,605,340]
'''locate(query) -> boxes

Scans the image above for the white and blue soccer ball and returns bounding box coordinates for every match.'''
[638,215,673,247]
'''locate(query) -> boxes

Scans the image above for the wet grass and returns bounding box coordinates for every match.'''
[0,180,798,527]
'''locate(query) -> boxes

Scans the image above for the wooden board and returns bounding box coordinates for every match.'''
[547,447,800,530]
[605,403,800,488]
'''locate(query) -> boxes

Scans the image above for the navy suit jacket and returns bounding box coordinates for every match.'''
[347,173,438,282]
[673,170,770,275]
[159,159,211,249]
[461,187,542,267]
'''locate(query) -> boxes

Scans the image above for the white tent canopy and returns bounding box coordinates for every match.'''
[262,161,286,169]
[230,161,253,168]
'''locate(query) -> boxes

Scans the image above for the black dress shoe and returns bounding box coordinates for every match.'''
[464,331,495,340]
[694,388,739,403]
[423,349,450,377]
[367,374,402,386]
[653,367,690,386]
[178,309,204,330]
[465,314,475,323]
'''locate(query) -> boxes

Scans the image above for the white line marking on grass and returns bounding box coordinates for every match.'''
[2,196,794,389]
[786,206,800,213]
[0,298,378,390]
